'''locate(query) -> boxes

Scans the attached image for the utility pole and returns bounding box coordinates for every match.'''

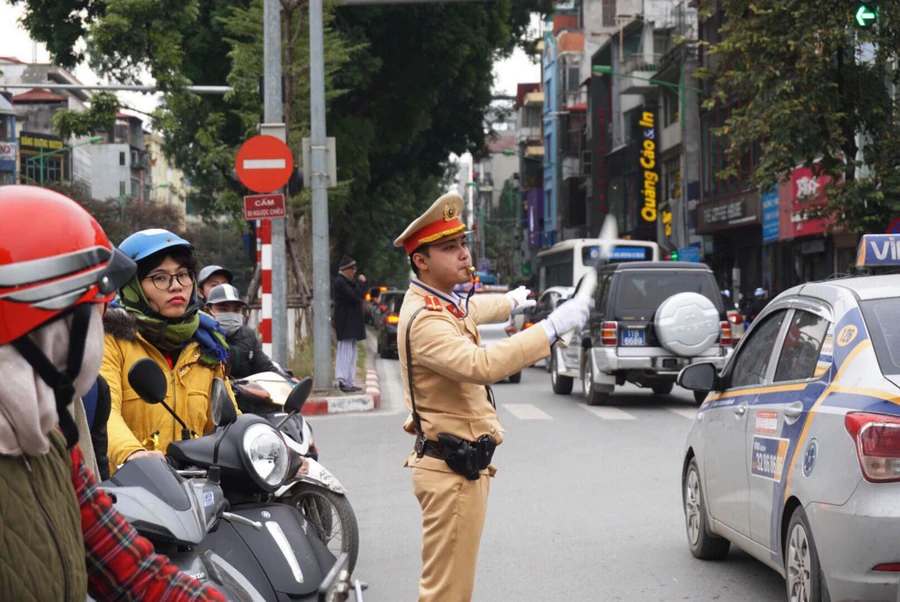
[309,0,332,390]
[263,0,289,368]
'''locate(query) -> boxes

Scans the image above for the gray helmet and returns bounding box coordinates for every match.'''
[206,284,246,306]
[198,265,234,287]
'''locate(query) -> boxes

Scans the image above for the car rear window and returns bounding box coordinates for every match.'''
[381,293,405,314]
[612,270,721,320]
[860,299,900,375]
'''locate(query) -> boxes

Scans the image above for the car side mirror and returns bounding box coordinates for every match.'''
[677,362,720,392]
[210,378,237,426]
[127,358,168,404]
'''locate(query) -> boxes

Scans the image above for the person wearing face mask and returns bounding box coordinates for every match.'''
[0,186,226,601]
[205,283,286,379]
[101,229,239,469]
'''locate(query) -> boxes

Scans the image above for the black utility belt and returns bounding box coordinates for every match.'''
[415,433,497,480]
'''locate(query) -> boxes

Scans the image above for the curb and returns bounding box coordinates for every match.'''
[301,369,380,415]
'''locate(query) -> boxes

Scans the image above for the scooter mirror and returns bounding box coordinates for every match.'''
[284,377,313,414]
[210,378,238,427]
[127,358,168,405]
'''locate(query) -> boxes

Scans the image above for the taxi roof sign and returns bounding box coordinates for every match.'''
[856,234,900,268]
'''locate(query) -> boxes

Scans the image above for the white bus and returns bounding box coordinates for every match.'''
[535,238,661,291]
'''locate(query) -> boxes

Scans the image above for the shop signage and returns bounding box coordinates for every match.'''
[761,186,780,243]
[779,165,832,240]
[697,191,760,233]
[18,133,63,151]
[0,141,15,162]
[638,110,658,225]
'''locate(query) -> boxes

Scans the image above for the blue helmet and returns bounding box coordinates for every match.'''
[119,228,193,263]
[754,287,767,298]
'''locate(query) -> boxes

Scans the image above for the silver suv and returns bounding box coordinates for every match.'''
[549,262,733,405]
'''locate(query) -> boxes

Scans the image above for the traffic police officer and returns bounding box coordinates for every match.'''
[395,192,590,601]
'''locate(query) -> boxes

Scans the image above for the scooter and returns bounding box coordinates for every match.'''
[232,372,360,573]
[124,358,365,601]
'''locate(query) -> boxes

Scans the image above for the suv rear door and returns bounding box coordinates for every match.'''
[610,268,723,349]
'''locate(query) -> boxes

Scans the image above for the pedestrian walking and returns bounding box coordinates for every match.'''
[394,192,590,602]
[333,255,367,392]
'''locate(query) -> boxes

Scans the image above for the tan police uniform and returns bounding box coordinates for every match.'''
[395,193,551,602]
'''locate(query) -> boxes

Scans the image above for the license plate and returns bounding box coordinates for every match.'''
[621,329,645,346]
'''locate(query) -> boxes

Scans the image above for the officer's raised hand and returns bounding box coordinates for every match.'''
[540,297,590,343]
[505,286,535,314]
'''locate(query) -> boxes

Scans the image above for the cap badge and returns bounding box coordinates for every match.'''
[443,205,456,222]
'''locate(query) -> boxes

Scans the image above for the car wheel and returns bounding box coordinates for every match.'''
[507,371,522,384]
[652,382,674,395]
[683,458,730,560]
[550,352,574,395]
[378,336,392,360]
[582,356,609,406]
[693,391,708,406]
[785,506,828,602]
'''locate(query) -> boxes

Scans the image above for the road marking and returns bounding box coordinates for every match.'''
[582,406,637,420]
[243,158,287,170]
[668,407,698,420]
[502,403,552,420]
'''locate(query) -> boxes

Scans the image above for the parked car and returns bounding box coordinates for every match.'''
[550,261,733,405]
[676,245,900,602]
[374,290,405,359]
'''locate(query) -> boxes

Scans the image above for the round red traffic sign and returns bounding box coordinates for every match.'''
[888,217,900,234]
[235,135,294,193]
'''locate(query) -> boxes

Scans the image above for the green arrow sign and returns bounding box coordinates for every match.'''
[856,4,876,26]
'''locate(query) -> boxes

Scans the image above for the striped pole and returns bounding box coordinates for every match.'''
[256,220,262,301]
[260,219,273,357]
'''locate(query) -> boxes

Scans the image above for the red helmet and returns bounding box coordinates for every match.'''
[0,185,136,346]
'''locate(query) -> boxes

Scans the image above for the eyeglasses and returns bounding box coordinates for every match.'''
[145,270,195,290]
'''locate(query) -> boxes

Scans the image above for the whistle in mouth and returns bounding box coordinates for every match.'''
[466,266,476,275]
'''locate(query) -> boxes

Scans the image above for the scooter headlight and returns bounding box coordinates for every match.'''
[242,423,290,489]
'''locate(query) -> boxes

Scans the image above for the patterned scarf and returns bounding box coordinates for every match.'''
[116,277,229,366]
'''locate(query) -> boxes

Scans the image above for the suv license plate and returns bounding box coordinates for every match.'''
[621,330,645,346]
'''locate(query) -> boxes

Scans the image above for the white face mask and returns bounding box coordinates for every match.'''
[215,312,244,335]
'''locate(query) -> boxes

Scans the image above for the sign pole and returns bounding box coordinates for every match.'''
[261,218,273,357]
[310,0,333,390]
[263,0,289,368]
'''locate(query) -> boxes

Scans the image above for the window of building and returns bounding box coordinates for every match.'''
[567,67,580,94]
[602,0,615,27]
[662,87,679,127]
[119,151,126,166]
[523,107,541,129]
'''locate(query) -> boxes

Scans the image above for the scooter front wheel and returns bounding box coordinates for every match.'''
[287,484,360,574]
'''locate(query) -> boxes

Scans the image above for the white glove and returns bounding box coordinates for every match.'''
[540,297,590,343]
[505,286,536,314]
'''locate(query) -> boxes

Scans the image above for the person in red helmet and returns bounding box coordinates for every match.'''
[0,185,226,601]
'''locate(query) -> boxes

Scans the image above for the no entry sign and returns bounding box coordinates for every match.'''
[235,135,294,193]
[244,193,286,220]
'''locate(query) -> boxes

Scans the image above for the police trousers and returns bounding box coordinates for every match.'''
[411,466,491,602]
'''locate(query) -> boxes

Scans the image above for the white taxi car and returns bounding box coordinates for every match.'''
[677,234,900,602]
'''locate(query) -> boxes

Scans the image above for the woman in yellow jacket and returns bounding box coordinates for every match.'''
[101,229,238,469]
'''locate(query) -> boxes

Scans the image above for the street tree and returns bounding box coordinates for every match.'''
[700,0,900,233]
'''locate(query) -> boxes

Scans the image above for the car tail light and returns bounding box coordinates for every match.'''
[601,321,617,346]
[719,321,733,346]
[523,321,534,329]
[728,312,743,325]
[380,304,387,312]
[873,563,900,572]
[504,324,517,336]
[386,314,400,324]
[365,293,371,301]
[379,286,387,292]
[845,412,900,482]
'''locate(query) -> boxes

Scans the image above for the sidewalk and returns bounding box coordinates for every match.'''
[301,329,382,415]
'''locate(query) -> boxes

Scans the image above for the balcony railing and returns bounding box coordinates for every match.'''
[621,54,664,75]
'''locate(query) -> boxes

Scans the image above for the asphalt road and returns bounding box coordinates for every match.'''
[309,338,786,601]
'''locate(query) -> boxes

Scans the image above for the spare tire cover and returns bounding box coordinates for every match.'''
[654,292,720,357]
